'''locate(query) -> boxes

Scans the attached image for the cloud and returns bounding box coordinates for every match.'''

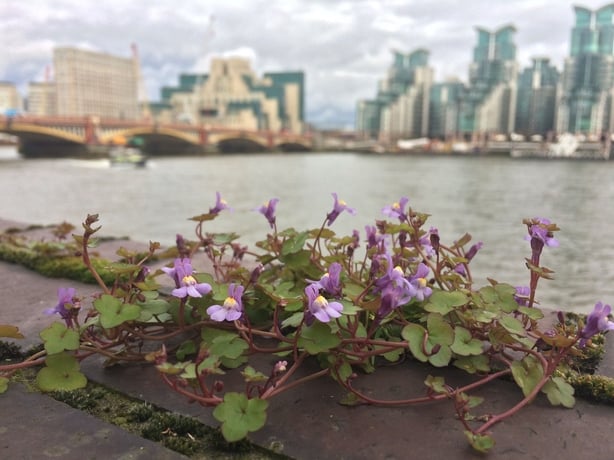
[1,0,611,128]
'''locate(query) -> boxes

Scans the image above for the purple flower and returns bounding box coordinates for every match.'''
[409,263,432,301]
[255,198,279,228]
[162,258,212,298]
[45,287,77,323]
[305,284,343,323]
[314,262,343,297]
[382,197,409,221]
[514,286,531,307]
[326,193,356,226]
[579,302,614,347]
[207,283,244,322]
[454,241,483,275]
[526,218,559,248]
[209,191,231,214]
[419,227,439,258]
[365,225,384,250]
[374,253,416,304]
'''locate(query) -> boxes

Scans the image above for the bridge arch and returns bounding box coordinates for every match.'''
[209,131,269,153]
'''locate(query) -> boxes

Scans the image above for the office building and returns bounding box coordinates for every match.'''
[158,57,305,134]
[53,47,140,119]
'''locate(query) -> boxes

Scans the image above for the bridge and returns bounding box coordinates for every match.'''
[0,115,313,157]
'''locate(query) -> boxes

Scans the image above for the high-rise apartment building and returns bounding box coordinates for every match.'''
[158,57,304,134]
[515,58,559,137]
[428,79,465,139]
[557,5,614,134]
[356,49,433,142]
[458,25,518,136]
[53,47,140,119]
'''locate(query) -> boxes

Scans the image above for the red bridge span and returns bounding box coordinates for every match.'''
[0,115,313,157]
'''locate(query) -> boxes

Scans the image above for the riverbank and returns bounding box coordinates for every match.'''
[2,218,614,459]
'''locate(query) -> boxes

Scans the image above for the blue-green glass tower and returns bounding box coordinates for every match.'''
[458,25,518,136]
[515,58,559,137]
[558,4,614,134]
[356,49,432,138]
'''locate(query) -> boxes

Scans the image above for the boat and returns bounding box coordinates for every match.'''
[510,133,611,160]
[108,136,147,167]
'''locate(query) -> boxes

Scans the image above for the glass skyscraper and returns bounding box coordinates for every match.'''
[557,4,614,135]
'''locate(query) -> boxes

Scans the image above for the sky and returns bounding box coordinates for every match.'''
[1,0,612,128]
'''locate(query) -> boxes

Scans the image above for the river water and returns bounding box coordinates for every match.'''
[1,145,613,314]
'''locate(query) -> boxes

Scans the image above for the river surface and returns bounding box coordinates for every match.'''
[1,145,613,314]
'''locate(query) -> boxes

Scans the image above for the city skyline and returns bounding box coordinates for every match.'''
[1,0,613,128]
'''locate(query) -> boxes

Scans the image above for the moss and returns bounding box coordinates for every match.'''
[0,341,24,362]
[43,381,287,459]
[0,240,117,284]
[567,373,614,405]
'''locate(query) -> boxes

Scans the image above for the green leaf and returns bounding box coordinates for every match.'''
[499,316,527,337]
[453,355,491,374]
[213,393,269,442]
[476,284,518,313]
[426,313,454,346]
[401,323,428,362]
[425,313,454,367]
[36,352,87,392]
[450,326,483,356]
[424,290,468,315]
[210,335,248,360]
[424,375,448,394]
[279,249,312,270]
[281,231,310,255]
[511,355,544,397]
[39,322,80,355]
[94,294,140,329]
[464,431,495,453]
[542,376,575,408]
[281,311,304,329]
[517,306,544,321]
[241,366,268,383]
[297,322,341,354]
[176,340,197,360]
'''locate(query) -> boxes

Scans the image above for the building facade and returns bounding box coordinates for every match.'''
[515,58,559,137]
[157,57,305,134]
[458,25,518,137]
[26,82,57,116]
[53,47,140,119]
[556,4,614,135]
[356,49,433,143]
[0,82,22,115]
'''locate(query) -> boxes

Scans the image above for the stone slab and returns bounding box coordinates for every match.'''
[0,384,187,460]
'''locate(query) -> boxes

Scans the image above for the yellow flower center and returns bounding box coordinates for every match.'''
[314,295,328,309]
[339,199,347,206]
[223,297,238,310]
[392,202,400,209]
[182,275,197,286]
[393,266,404,275]
[417,278,427,288]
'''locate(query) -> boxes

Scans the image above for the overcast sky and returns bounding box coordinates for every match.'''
[1,0,611,128]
